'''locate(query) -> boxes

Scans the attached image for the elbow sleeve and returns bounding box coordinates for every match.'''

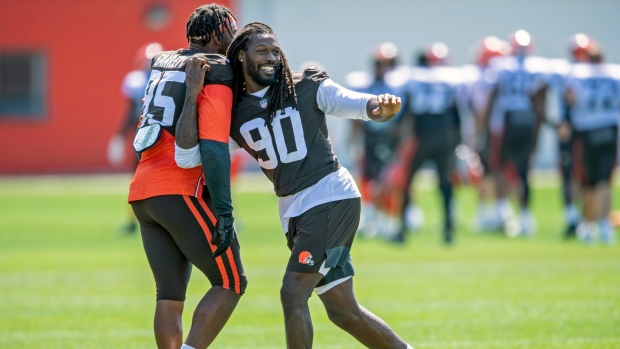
[175,143,202,168]
[200,139,233,217]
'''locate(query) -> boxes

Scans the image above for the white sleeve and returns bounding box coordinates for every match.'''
[229,137,241,151]
[316,79,373,121]
[174,143,201,168]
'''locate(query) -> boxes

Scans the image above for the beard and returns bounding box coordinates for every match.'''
[246,60,279,87]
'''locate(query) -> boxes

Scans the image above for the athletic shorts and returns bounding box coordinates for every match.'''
[131,195,247,301]
[573,126,618,187]
[285,198,360,292]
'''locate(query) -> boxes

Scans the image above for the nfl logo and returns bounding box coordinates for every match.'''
[260,99,268,108]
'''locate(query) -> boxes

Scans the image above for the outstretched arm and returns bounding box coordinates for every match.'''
[316,78,401,122]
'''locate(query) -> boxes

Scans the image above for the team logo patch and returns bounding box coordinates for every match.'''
[260,98,268,109]
[299,251,314,266]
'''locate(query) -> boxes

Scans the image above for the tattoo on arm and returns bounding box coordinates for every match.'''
[175,95,199,149]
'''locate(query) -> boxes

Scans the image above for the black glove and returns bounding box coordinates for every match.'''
[211,216,235,259]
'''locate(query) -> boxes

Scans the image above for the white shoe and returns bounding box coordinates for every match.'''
[576,222,597,244]
[518,211,536,236]
[477,204,503,231]
[405,205,424,231]
[358,203,378,238]
[599,219,617,245]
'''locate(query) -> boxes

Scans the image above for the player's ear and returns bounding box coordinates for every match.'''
[238,52,245,63]
[213,32,222,45]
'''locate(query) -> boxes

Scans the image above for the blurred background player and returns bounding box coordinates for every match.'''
[563,42,620,244]
[553,33,595,238]
[466,36,510,231]
[484,30,548,236]
[345,42,406,238]
[395,42,467,244]
[107,42,163,234]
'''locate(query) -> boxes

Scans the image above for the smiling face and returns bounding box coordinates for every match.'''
[238,33,281,93]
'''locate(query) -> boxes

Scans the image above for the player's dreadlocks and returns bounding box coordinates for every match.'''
[226,22,297,124]
[186,4,237,46]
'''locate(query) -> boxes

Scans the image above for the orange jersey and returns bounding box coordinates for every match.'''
[128,84,232,202]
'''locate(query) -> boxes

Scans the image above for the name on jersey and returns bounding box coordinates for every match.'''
[153,54,190,70]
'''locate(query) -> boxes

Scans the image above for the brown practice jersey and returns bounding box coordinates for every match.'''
[128,50,234,202]
[230,67,340,196]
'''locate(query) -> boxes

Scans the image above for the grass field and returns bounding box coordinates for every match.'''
[0,173,619,349]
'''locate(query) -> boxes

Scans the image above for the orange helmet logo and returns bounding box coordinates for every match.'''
[298,251,314,266]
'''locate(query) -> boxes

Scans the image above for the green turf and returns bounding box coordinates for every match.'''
[0,174,618,348]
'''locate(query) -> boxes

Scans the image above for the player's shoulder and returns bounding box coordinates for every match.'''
[293,65,330,86]
[122,69,148,97]
[192,53,234,87]
[524,56,549,73]
[384,66,410,88]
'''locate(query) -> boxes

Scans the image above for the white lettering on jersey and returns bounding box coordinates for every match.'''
[240,118,278,169]
[141,70,187,127]
[239,107,308,170]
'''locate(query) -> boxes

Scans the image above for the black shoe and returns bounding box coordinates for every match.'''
[443,222,454,245]
[564,223,577,240]
[390,226,408,245]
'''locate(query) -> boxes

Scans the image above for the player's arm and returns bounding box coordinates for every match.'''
[531,83,549,125]
[197,83,236,258]
[557,87,575,143]
[175,57,235,259]
[316,79,401,123]
[480,85,497,133]
[175,57,210,168]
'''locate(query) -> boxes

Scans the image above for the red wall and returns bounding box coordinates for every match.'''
[0,0,234,174]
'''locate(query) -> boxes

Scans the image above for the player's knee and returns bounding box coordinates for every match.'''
[325,304,362,328]
[280,284,308,310]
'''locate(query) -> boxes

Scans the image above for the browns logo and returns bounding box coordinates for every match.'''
[298,251,314,266]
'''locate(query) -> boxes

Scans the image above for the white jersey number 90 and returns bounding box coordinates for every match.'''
[239,107,308,170]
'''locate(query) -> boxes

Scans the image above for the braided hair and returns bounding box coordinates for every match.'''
[226,22,297,124]
[186,4,237,46]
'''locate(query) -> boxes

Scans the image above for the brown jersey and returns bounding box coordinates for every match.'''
[230,67,340,197]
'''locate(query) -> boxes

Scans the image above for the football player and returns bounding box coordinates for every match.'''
[554,33,595,238]
[177,22,414,349]
[466,36,510,232]
[345,42,406,239]
[128,5,247,349]
[396,42,468,244]
[564,42,620,244]
[484,30,548,236]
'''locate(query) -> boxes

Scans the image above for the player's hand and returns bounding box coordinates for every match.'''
[557,121,572,143]
[371,94,402,121]
[185,57,211,101]
[211,216,236,259]
[107,134,126,166]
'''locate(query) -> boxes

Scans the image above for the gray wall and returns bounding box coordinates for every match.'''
[238,0,620,168]
[239,0,619,83]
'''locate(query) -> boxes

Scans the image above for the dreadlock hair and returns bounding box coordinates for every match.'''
[226,22,297,125]
[186,4,236,46]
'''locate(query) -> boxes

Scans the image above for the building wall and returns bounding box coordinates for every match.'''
[0,0,234,174]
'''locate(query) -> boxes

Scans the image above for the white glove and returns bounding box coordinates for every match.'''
[107,135,126,166]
